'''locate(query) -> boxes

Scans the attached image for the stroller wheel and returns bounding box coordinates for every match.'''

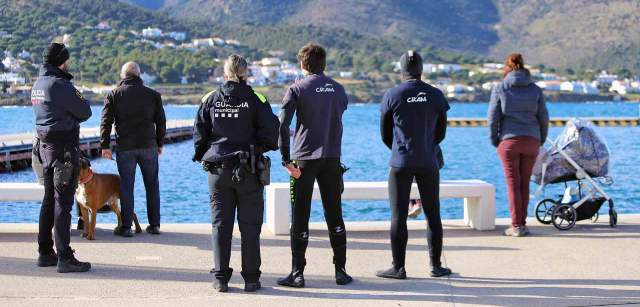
[535,199,557,225]
[552,204,576,231]
[590,212,599,223]
[609,207,618,228]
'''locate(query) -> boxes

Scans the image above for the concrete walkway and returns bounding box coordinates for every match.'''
[1,216,639,307]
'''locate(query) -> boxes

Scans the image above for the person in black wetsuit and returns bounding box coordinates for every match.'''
[277,43,353,287]
[376,50,452,279]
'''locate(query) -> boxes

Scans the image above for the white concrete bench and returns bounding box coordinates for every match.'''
[266,180,496,235]
[0,182,44,202]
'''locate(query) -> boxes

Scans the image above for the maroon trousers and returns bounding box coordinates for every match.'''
[497,136,540,227]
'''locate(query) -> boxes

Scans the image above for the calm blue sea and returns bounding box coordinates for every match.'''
[1,102,638,223]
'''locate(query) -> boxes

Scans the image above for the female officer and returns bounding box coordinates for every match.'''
[193,54,279,292]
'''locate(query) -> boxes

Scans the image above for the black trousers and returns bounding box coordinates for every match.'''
[208,167,264,283]
[290,158,347,269]
[37,134,79,259]
[388,167,443,268]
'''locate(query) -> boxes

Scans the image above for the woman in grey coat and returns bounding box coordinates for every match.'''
[488,53,549,237]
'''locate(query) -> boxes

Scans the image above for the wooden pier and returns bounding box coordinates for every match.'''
[0,120,192,172]
[1,117,637,172]
[447,117,639,127]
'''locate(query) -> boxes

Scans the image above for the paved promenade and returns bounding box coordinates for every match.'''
[1,216,639,307]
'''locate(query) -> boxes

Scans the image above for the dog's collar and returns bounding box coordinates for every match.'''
[79,168,94,185]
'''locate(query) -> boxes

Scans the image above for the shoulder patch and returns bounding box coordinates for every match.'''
[253,91,268,104]
[75,89,85,100]
[201,90,216,104]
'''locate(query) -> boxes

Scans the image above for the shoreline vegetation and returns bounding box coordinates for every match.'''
[0,78,634,107]
[0,82,640,106]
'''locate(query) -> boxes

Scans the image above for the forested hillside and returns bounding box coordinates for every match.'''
[0,0,476,84]
[124,0,640,74]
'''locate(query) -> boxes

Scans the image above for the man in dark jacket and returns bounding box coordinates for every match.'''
[277,43,353,288]
[32,42,92,273]
[193,54,279,293]
[376,50,452,280]
[100,61,166,237]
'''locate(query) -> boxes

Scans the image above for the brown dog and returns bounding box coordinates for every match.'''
[76,158,142,240]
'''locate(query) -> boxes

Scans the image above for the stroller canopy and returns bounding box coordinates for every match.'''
[533,118,610,185]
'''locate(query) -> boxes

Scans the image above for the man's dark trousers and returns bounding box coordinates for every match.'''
[116,148,160,229]
[37,132,79,259]
[208,167,264,284]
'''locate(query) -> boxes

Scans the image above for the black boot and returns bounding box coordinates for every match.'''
[244,281,261,292]
[430,266,452,277]
[335,267,353,285]
[213,280,228,292]
[376,266,407,279]
[277,268,305,288]
[57,250,91,273]
[37,250,58,267]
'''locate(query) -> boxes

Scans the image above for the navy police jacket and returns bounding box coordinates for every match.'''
[193,81,279,162]
[31,64,92,135]
[380,79,449,169]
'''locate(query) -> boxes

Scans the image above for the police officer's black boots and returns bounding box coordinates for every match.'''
[244,281,261,292]
[277,257,305,288]
[333,247,353,285]
[57,249,91,273]
[37,250,58,267]
[212,280,228,292]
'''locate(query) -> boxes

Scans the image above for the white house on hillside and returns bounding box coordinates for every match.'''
[142,27,163,38]
[560,81,599,94]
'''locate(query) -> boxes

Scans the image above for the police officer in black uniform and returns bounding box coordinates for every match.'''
[376,50,452,280]
[193,54,279,292]
[32,43,92,273]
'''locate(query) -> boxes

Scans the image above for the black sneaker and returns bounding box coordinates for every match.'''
[430,266,452,277]
[277,271,305,288]
[146,225,160,235]
[114,227,133,237]
[376,266,407,279]
[57,250,91,273]
[335,267,353,285]
[244,281,261,292]
[37,251,58,267]
[213,280,228,292]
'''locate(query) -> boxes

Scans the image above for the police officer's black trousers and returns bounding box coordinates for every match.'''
[388,167,443,268]
[290,158,347,270]
[208,167,264,283]
[37,136,79,259]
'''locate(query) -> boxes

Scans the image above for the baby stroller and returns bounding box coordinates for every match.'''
[532,119,617,230]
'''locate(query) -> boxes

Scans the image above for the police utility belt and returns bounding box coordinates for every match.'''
[203,145,271,185]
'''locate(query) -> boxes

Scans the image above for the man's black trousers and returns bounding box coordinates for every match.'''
[37,132,79,259]
[208,167,264,283]
[289,158,347,270]
[388,166,444,268]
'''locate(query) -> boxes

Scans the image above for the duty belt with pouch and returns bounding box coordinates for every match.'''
[53,152,75,188]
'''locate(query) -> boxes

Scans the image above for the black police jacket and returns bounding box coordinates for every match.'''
[100,76,166,151]
[31,64,92,135]
[193,81,279,162]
